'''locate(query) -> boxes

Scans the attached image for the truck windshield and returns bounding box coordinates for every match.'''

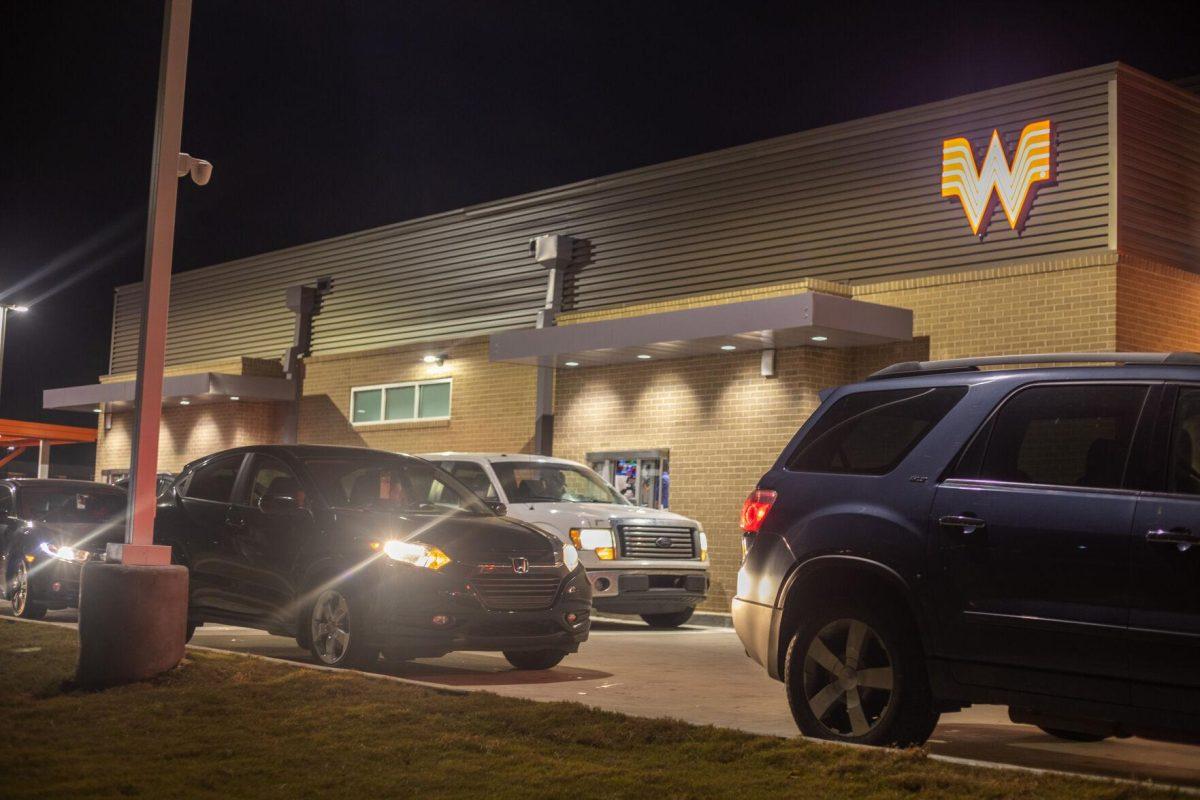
[492,462,627,504]
[302,456,490,515]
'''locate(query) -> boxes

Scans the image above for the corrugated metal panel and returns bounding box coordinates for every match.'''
[1117,68,1200,268]
[110,64,1121,372]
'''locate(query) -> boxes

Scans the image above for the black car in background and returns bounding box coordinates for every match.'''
[0,479,127,619]
[734,353,1200,748]
[154,445,592,670]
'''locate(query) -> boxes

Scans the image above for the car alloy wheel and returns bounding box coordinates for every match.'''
[11,560,29,616]
[310,589,353,665]
[801,618,895,738]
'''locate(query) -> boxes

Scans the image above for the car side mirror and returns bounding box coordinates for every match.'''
[484,499,507,516]
[261,493,302,515]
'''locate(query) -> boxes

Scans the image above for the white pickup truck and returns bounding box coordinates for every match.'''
[420,453,710,627]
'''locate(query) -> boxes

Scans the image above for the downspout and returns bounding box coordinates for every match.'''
[281,278,330,444]
[530,235,574,455]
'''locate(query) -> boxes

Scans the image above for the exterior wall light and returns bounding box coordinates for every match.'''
[564,361,580,367]
[423,354,447,366]
[636,354,652,360]
[721,345,737,351]
[179,399,190,405]
[811,335,829,342]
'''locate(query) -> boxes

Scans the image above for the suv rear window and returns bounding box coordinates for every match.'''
[788,386,966,475]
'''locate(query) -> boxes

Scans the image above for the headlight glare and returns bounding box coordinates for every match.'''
[562,544,580,571]
[380,540,451,570]
[38,542,89,563]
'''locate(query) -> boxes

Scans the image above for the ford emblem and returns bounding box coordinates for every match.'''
[654,536,672,549]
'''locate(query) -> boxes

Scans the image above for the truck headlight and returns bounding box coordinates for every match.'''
[569,528,615,560]
[698,531,708,561]
[379,540,451,570]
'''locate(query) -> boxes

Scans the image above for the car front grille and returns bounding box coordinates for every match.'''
[617,525,697,559]
[470,573,563,611]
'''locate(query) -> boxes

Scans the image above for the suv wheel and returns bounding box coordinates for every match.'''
[503,649,568,670]
[9,560,47,620]
[308,588,377,669]
[785,602,938,747]
[640,608,694,628]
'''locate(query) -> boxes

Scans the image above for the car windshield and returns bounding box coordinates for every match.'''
[491,461,627,504]
[18,488,126,524]
[301,455,490,515]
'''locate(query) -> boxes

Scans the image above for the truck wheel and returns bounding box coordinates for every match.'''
[784,601,938,747]
[307,588,377,669]
[640,608,694,628]
[503,649,568,670]
[10,560,47,620]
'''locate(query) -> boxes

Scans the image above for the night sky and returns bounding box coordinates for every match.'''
[3,1,1199,470]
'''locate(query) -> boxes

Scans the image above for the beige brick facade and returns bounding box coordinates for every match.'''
[298,337,539,455]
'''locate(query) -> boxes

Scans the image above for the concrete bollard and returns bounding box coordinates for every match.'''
[76,561,189,689]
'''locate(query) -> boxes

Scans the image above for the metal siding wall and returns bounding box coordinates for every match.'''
[1117,69,1200,268]
[110,65,1119,372]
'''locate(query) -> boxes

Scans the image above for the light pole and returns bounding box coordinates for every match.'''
[0,303,30,406]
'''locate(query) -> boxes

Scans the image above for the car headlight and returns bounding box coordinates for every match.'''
[377,540,451,570]
[562,544,580,572]
[38,542,89,563]
[698,531,708,561]
[569,527,615,560]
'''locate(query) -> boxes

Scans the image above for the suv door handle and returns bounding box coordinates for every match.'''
[940,515,986,534]
[1145,527,1200,551]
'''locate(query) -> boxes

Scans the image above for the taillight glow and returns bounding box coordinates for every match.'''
[740,489,777,533]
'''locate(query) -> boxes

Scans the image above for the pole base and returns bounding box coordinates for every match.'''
[76,561,188,689]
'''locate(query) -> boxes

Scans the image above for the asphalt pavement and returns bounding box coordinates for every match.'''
[10,608,1200,790]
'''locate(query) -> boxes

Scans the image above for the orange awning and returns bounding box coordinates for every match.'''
[0,418,98,447]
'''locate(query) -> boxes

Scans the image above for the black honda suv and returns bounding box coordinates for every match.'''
[155,445,591,670]
[734,353,1200,747]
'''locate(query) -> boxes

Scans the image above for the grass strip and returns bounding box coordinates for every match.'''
[0,618,1180,799]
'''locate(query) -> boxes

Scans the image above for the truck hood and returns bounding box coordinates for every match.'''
[503,501,700,535]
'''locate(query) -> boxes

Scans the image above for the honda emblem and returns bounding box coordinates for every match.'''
[512,557,530,574]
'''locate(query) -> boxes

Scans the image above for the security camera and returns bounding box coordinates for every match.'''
[177,153,213,186]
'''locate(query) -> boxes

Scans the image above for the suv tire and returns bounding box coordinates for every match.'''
[784,600,938,747]
[306,587,378,669]
[640,608,694,628]
[503,649,568,670]
[1037,726,1109,742]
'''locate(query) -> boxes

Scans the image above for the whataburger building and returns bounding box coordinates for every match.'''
[45,63,1200,611]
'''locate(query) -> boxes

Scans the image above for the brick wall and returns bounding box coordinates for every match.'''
[95,400,283,479]
[298,337,539,455]
[1116,257,1200,351]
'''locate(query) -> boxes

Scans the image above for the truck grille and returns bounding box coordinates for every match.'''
[618,525,697,559]
[470,574,562,611]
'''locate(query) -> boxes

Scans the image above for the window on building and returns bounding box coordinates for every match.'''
[788,386,967,475]
[184,455,245,503]
[587,450,668,509]
[954,384,1147,489]
[351,379,452,424]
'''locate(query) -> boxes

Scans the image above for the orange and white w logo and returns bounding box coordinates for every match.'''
[941,119,1054,236]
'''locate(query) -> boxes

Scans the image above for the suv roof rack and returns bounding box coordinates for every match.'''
[868,352,1200,380]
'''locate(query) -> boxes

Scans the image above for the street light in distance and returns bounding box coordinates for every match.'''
[0,303,31,404]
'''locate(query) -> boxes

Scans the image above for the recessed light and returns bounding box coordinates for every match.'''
[564,361,580,367]
[720,345,737,351]
[93,408,103,414]
[179,399,190,405]
[811,335,828,343]
[636,354,652,360]
[230,396,240,401]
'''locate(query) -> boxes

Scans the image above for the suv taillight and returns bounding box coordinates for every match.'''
[740,489,777,533]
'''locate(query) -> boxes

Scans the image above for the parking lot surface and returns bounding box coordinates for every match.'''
[13,609,1200,789]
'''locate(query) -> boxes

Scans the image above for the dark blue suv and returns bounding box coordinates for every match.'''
[733,353,1200,747]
